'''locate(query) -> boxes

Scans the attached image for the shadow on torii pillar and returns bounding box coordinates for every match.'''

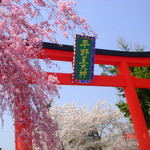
[16,42,150,150]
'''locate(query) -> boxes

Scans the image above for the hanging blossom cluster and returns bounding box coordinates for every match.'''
[0,0,95,149]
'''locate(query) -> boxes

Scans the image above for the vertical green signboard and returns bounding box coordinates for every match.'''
[73,35,95,83]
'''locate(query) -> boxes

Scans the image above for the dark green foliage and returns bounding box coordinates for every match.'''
[99,38,150,128]
[115,100,129,118]
[99,65,117,76]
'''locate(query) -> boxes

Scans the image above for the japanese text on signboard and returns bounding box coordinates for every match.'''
[73,35,95,83]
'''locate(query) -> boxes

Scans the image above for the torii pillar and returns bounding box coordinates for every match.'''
[15,42,150,150]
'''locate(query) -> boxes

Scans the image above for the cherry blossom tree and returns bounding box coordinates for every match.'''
[0,0,95,149]
[49,101,138,150]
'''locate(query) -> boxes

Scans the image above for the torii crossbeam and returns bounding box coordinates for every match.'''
[16,42,150,150]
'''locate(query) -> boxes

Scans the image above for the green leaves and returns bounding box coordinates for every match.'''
[99,38,150,128]
[115,100,130,118]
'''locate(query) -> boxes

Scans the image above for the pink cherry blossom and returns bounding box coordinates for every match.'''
[0,0,96,149]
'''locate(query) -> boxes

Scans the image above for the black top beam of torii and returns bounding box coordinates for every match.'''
[43,42,150,57]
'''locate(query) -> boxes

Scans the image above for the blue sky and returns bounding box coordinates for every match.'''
[56,0,150,50]
[1,0,150,149]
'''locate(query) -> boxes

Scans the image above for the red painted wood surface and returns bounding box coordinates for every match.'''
[124,133,136,139]
[16,46,150,150]
[41,48,150,150]
[118,62,150,150]
[47,73,150,89]
[15,100,32,150]
[38,48,150,66]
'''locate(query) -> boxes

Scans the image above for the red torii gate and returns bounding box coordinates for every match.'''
[16,42,150,150]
